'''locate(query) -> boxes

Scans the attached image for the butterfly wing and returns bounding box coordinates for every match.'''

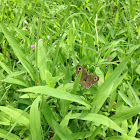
[76,65,88,84]
[83,74,99,89]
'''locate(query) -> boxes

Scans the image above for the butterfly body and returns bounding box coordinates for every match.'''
[76,65,99,89]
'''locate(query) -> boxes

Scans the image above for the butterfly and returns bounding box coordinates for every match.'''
[75,65,99,89]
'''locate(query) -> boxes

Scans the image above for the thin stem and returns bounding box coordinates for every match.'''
[35,0,44,85]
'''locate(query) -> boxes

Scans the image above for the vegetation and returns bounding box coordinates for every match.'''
[0,0,140,139]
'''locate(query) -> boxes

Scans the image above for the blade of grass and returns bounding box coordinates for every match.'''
[71,70,82,94]
[52,119,73,140]
[37,41,46,82]
[118,91,133,107]
[91,51,134,113]
[0,61,12,74]
[1,78,28,87]
[127,81,140,107]
[128,117,138,137]
[0,22,36,81]
[18,86,91,108]
[35,0,44,85]
[0,106,29,128]
[88,125,102,140]
[4,106,30,140]
[0,129,20,140]
[105,135,139,140]
[30,96,42,140]
[70,113,126,135]
[110,105,140,123]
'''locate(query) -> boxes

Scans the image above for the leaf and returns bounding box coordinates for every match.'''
[0,61,12,74]
[91,51,133,113]
[37,41,46,81]
[45,70,55,88]
[71,70,82,94]
[128,118,138,137]
[118,91,133,107]
[6,70,26,78]
[70,113,126,135]
[0,106,29,128]
[105,135,139,140]
[18,86,91,108]
[88,125,102,140]
[110,106,140,123]
[108,72,127,112]
[0,129,20,140]
[53,112,72,140]
[30,96,42,140]
[52,119,73,140]
[127,81,140,107]
[135,64,140,75]
[1,78,28,87]
[0,22,36,81]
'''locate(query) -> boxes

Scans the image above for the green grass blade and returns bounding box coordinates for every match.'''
[111,106,140,123]
[0,22,36,81]
[6,70,26,78]
[53,112,72,140]
[52,119,73,140]
[88,125,102,140]
[71,70,82,94]
[18,86,91,108]
[0,61,12,74]
[1,78,28,87]
[37,41,46,81]
[45,70,55,88]
[118,91,133,107]
[105,135,139,140]
[128,117,138,137]
[41,102,56,129]
[0,106,29,128]
[127,81,140,107]
[70,113,126,135]
[91,51,133,113]
[0,129,20,140]
[108,72,127,112]
[30,96,42,140]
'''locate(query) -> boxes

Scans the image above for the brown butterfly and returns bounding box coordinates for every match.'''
[76,65,99,89]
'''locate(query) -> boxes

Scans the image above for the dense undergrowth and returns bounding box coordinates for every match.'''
[0,0,140,139]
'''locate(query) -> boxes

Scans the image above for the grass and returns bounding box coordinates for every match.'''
[0,0,140,139]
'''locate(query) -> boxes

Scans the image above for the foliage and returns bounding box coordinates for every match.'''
[0,0,140,139]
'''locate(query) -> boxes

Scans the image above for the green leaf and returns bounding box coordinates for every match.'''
[135,64,140,75]
[108,72,127,112]
[0,129,20,140]
[111,106,140,123]
[18,86,91,108]
[41,102,56,129]
[0,22,36,81]
[30,96,42,140]
[0,106,29,128]
[52,119,73,140]
[37,41,46,81]
[88,125,102,140]
[1,78,28,87]
[105,135,139,140]
[127,81,140,107]
[6,70,26,78]
[71,70,82,94]
[45,70,55,88]
[128,118,138,137]
[53,112,72,140]
[118,91,133,107]
[91,51,133,113]
[0,61,12,74]
[70,113,126,135]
